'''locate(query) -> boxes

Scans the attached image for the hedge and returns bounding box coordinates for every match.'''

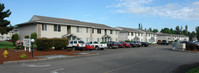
[36,38,68,51]
[24,35,29,38]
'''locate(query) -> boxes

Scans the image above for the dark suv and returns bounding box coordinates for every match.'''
[107,41,119,49]
[160,40,168,45]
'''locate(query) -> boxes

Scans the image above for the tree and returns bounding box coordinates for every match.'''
[0,3,13,35]
[175,26,180,34]
[138,23,141,29]
[170,28,175,34]
[196,26,199,40]
[11,34,18,46]
[185,25,188,35]
[148,28,152,31]
[161,28,170,34]
[152,29,158,33]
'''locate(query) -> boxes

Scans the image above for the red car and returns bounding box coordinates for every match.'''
[121,42,131,48]
[85,43,95,50]
[117,42,124,48]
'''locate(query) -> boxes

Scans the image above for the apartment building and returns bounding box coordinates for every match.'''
[116,27,157,43]
[0,29,18,41]
[157,32,189,42]
[17,15,119,43]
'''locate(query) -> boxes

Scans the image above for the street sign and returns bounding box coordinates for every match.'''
[23,39,31,52]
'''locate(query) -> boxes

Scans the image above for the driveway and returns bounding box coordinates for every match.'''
[0,45,199,73]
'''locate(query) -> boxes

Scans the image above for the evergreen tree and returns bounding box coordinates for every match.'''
[138,23,141,29]
[152,29,158,33]
[196,26,199,40]
[0,3,13,35]
[185,25,188,35]
[175,26,180,34]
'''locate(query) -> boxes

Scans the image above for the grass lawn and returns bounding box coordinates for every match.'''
[187,67,199,73]
[0,42,15,49]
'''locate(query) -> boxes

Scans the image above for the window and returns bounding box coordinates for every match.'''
[70,41,73,44]
[86,27,89,33]
[94,41,98,44]
[42,24,47,31]
[131,32,133,36]
[97,29,101,34]
[74,41,77,44]
[54,25,61,32]
[76,27,82,33]
[92,28,94,33]
[110,30,113,34]
[138,33,140,36]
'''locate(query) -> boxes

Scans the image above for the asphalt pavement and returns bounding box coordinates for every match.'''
[1,45,199,73]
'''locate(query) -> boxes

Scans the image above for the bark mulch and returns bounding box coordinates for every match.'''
[0,49,82,64]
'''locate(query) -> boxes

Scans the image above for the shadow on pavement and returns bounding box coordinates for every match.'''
[172,62,199,73]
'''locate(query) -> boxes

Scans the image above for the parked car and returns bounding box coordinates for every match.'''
[117,42,124,48]
[129,42,137,47]
[89,41,107,50]
[67,40,85,50]
[194,42,199,49]
[157,40,161,44]
[141,42,149,47]
[160,40,168,45]
[107,41,119,49]
[132,41,141,47]
[121,42,131,48]
[85,43,95,50]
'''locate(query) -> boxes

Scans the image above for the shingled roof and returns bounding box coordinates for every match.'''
[116,27,144,33]
[17,15,116,30]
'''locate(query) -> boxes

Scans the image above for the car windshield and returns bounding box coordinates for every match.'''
[94,42,98,44]
[118,42,122,44]
[79,41,84,44]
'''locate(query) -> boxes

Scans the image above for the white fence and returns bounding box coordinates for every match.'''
[172,43,186,51]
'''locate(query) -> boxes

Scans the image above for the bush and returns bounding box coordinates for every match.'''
[31,32,37,43]
[36,38,69,51]
[24,35,29,39]
[100,42,107,44]
[15,40,24,50]
[66,48,72,51]
[168,41,173,44]
[125,40,131,42]
[11,34,19,46]
[53,38,68,50]
[189,44,197,50]
[19,54,27,59]
[186,67,199,73]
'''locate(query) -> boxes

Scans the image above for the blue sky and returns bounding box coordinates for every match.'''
[1,0,199,32]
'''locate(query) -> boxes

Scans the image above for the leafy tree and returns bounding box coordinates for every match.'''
[0,3,13,35]
[152,29,158,33]
[148,28,152,31]
[161,28,170,34]
[196,26,199,40]
[170,28,175,34]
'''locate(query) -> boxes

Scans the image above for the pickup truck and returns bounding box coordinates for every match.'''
[88,41,107,50]
[67,40,86,50]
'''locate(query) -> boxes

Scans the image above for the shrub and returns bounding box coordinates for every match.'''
[186,67,199,73]
[36,38,53,51]
[66,48,72,51]
[36,38,69,51]
[189,44,197,50]
[125,40,131,42]
[31,32,37,43]
[11,33,19,46]
[15,40,23,50]
[19,54,27,59]
[168,41,173,44]
[100,42,107,44]
[53,38,68,50]
[24,35,29,39]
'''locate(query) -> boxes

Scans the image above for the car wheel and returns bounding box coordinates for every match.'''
[95,47,99,50]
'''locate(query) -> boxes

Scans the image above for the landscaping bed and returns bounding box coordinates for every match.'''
[0,49,82,64]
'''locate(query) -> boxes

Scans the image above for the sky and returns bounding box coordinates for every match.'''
[1,0,199,32]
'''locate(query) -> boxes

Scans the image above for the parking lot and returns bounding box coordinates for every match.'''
[1,45,199,73]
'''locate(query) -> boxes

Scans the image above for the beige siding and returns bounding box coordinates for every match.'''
[18,24,37,40]
[40,24,67,38]
[71,26,91,42]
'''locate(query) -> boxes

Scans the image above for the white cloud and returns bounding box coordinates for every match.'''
[112,0,199,20]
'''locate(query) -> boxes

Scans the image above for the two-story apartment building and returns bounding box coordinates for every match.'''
[116,27,157,43]
[116,27,145,42]
[157,32,189,42]
[0,29,18,41]
[17,15,119,43]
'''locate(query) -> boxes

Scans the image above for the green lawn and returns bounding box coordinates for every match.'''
[187,67,199,73]
[0,42,16,49]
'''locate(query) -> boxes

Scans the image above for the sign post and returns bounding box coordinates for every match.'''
[23,39,31,52]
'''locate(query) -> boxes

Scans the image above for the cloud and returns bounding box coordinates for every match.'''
[112,0,199,20]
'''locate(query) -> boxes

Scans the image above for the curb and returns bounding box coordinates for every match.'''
[3,53,99,65]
